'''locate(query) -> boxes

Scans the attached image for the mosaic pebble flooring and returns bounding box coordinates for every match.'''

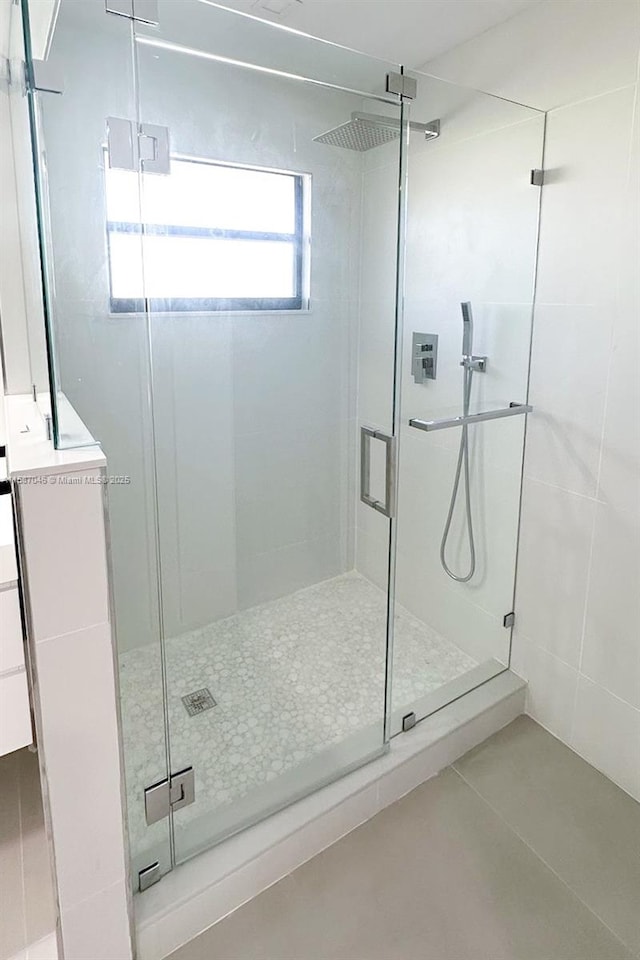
[119,572,475,862]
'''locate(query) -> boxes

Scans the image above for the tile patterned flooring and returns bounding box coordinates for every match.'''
[119,572,476,862]
[2,717,639,960]
[171,717,640,960]
[0,749,56,960]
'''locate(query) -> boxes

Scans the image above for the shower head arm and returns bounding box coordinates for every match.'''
[351,112,440,140]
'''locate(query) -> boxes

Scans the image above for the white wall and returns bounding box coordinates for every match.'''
[424,0,640,799]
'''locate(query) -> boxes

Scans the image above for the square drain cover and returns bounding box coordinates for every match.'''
[182,688,217,717]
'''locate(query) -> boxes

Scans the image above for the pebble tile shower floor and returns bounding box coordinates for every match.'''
[119,572,476,862]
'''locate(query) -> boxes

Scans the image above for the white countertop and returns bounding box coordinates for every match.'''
[4,394,106,478]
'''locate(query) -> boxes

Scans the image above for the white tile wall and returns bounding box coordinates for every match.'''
[572,677,640,800]
[427,0,640,799]
[13,456,133,960]
[35,623,128,910]
[581,504,640,709]
[524,305,613,498]
[17,473,110,642]
[515,480,596,667]
[517,70,640,802]
[60,880,131,960]
[509,633,578,744]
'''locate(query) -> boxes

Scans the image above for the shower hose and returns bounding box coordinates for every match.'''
[439,362,476,582]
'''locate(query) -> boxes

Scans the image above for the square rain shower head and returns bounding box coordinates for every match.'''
[313,113,440,151]
[313,114,401,151]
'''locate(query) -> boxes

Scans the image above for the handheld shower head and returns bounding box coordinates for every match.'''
[461,301,473,356]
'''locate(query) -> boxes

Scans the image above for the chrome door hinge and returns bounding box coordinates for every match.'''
[530,169,544,186]
[106,116,171,174]
[105,0,159,25]
[138,861,161,892]
[144,767,195,825]
[386,71,417,100]
[28,59,64,95]
[503,611,515,629]
[402,711,417,732]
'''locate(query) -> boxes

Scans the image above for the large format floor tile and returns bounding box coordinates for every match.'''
[454,715,640,955]
[0,751,25,960]
[170,724,637,960]
[0,749,56,960]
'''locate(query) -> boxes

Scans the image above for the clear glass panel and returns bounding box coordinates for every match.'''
[4,0,50,406]
[23,0,173,879]
[134,0,401,99]
[390,72,545,731]
[133,4,403,862]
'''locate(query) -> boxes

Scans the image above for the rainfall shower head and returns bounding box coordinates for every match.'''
[313,113,440,152]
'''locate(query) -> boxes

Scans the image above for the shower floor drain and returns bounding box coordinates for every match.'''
[182,688,217,717]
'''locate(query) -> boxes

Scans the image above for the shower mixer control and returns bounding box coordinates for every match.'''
[412,332,439,383]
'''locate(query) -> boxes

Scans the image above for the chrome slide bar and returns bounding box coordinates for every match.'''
[409,402,533,433]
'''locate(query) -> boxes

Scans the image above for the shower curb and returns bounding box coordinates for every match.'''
[135,670,526,960]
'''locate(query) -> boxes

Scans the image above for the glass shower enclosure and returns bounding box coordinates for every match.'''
[23,0,544,889]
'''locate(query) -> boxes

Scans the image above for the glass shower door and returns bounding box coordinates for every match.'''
[390,73,545,731]
[131,2,406,864]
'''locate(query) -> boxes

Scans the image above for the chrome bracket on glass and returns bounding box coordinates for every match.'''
[28,60,64,95]
[105,0,159,25]
[144,767,195,825]
[138,861,161,892]
[386,72,417,100]
[360,426,396,518]
[106,117,170,174]
[409,402,533,433]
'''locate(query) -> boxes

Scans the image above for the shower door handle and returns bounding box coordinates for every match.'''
[360,426,396,519]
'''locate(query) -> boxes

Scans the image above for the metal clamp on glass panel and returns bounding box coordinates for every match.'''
[360,426,396,518]
[409,402,533,433]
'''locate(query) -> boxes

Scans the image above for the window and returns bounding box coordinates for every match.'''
[105,157,308,313]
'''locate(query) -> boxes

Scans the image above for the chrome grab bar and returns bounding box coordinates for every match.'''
[360,426,396,518]
[409,402,533,433]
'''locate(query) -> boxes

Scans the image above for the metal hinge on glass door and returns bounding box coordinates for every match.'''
[106,117,171,174]
[386,72,417,100]
[27,60,64,95]
[144,767,195,825]
[105,0,159,25]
